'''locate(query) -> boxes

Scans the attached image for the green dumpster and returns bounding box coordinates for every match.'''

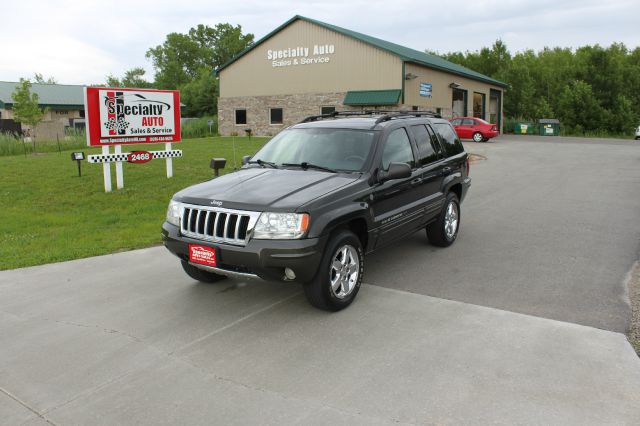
[538,119,560,136]
[514,122,535,135]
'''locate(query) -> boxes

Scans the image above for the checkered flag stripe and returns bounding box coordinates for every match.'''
[87,150,182,163]
[87,154,129,163]
[152,150,182,159]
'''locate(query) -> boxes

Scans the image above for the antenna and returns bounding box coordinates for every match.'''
[232,135,237,170]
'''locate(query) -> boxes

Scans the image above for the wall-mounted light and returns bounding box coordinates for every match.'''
[449,82,461,88]
[405,73,418,80]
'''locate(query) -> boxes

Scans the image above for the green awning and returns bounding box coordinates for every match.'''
[343,89,401,106]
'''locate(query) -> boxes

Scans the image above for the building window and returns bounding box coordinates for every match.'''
[57,110,68,115]
[321,106,335,115]
[412,106,419,111]
[270,108,283,124]
[473,92,485,119]
[235,109,247,125]
[79,110,85,118]
[452,88,467,117]
[436,107,442,115]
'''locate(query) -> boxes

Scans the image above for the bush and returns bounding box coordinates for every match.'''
[181,116,217,139]
[0,131,86,156]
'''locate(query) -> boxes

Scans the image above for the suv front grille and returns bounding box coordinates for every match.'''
[180,204,261,246]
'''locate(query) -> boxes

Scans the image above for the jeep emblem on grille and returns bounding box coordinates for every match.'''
[210,200,223,207]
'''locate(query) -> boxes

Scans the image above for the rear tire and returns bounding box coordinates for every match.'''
[473,132,483,142]
[181,260,227,283]
[427,192,460,247]
[303,230,364,311]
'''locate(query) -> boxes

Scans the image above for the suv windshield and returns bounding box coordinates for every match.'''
[250,128,376,172]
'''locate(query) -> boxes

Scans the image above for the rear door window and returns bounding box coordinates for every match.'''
[425,125,444,157]
[409,124,439,166]
[433,123,464,157]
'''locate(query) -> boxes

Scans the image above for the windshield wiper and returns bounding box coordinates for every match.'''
[248,159,279,169]
[282,162,337,173]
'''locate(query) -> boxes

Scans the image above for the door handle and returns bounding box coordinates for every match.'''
[411,177,423,185]
[442,167,452,176]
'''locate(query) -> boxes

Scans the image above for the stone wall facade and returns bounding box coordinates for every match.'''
[218,92,364,136]
[218,93,458,137]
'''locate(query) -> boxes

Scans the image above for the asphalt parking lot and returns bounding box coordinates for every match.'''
[369,135,640,332]
[2,135,640,425]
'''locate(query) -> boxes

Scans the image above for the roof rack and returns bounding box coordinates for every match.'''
[299,111,373,123]
[370,110,442,125]
[298,109,442,124]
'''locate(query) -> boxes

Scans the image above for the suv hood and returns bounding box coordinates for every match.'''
[175,167,360,211]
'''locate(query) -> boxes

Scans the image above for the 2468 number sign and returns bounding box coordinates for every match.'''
[127,151,152,164]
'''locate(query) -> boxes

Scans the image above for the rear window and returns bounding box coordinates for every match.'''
[433,123,464,157]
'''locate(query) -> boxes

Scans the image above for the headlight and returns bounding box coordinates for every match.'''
[166,199,182,227]
[253,212,309,239]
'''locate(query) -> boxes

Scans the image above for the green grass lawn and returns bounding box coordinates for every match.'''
[0,136,268,270]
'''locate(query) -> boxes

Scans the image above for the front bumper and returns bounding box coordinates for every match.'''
[162,222,327,283]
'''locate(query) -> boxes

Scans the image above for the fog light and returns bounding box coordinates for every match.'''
[284,268,296,280]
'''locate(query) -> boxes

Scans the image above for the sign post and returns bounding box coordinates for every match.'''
[83,87,182,192]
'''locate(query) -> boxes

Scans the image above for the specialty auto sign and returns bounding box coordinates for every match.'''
[85,87,181,146]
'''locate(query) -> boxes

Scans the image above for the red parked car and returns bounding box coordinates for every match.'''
[450,117,499,142]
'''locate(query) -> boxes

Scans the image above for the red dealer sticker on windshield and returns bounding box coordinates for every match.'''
[189,245,217,267]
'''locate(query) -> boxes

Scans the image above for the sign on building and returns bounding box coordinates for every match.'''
[84,87,183,192]
[419,83,433,98]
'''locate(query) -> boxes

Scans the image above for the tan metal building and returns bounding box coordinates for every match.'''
[217,16,507,136]
[0,81,85,140]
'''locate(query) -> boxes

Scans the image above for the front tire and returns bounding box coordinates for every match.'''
[303,230,364,311]
[473,132,483,142]
[181,260,227,283]
[427,193,460,247]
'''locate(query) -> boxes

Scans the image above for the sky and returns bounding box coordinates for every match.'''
[1,0,638,85]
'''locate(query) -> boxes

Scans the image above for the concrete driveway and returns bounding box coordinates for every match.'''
[1,136,640,425]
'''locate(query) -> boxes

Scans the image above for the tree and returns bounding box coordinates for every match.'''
[146,23,253,94]
[432,40,640,134]
[179,67,219,117]
[11,79,46,152]
[106,67,154,88]
[556,80,604,132]
[33,73,57,84]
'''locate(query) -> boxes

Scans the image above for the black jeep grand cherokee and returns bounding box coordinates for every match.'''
[163,111,471,311]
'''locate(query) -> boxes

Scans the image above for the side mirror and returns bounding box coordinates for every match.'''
[378,162,411,183]
[242,155,251,165]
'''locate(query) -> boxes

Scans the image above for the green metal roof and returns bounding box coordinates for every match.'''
[217,15,507,88]
[343,89,401,106]
[0,81,85,108]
